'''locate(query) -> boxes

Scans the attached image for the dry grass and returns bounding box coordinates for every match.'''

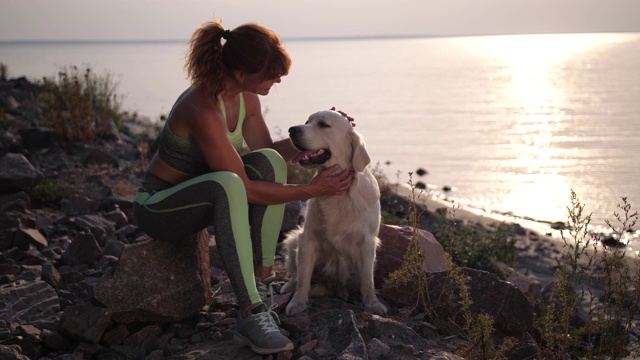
[40,65,123,147]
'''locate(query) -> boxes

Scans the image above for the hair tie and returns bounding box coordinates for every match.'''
[222,29,231,40]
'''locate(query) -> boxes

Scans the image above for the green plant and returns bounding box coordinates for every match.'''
[0,62,7,81]
[377,168,417,226]
[378,174,640,358]
[434,206,516,275]
[29,179,73,208]
[40,65,124,146]
[383,173,430,312]
[536,191,639,359]
[587,196,639,359]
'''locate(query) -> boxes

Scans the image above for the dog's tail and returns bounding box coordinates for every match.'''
[280,226,303,294]
[281,226,302,266]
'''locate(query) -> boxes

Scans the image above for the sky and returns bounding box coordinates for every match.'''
[1,0,639,42]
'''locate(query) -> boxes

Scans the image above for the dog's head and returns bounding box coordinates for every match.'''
[288,110,370,172]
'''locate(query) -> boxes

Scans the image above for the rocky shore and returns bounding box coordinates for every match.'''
[0,75,625,359]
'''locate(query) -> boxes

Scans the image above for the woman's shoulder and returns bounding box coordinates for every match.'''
[173,89,218,118]
[168,89,224,134]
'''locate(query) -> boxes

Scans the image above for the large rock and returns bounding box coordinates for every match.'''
[0,344,30,360]
[17,127,57,148]
[0,153,43,193]
[382,267,534,336]
[375,224,448,288]
[13,227,48,251]
[58,302,113,344]
[61,232,103,266]
[309,310,367,359]
[365,314,461,359]
[94,230,212,323]
[0,280,60,324]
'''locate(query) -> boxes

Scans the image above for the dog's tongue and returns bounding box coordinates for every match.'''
[292,149,324,164]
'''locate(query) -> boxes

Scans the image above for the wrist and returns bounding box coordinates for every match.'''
[304,183,321,200]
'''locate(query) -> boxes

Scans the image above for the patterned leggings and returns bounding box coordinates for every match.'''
[133,148,286,308]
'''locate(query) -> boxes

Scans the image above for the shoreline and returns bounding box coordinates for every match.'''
[391,182,640,257]
[389,181,563,289]
[390,181,640,294]
[391,182,564,239]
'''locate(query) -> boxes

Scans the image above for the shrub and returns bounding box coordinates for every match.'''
[537,191,639,359]
[383,173,430,311]
[40,65,124,146]
[379,171,640,358]
[0,62,7,81]
[29,179,72,208]
[434,207,516,275]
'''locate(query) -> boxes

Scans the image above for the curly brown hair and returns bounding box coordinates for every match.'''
[185,18,291,97]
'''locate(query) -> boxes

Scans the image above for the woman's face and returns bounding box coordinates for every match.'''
[241,73,282,96]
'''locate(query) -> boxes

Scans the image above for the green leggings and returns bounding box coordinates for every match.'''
[133,148,287,308]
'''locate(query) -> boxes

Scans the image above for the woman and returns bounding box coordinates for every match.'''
[132,18,353,355]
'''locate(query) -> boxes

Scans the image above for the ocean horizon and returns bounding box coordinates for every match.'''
[1,29,635,44]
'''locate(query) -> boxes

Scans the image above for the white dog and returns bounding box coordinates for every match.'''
[280,109,387,316]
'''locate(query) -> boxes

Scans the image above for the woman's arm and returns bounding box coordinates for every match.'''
[191,93,352,205]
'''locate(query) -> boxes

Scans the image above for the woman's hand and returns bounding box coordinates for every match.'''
[310,165,354,196]
[330,107,355,127]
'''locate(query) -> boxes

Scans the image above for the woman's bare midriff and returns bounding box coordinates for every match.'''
[145,153,194,185]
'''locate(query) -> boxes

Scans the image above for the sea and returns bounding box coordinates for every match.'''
[2,33,639,251]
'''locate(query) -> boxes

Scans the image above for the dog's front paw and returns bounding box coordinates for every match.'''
[365,299,388,315]
[280,281,294,294]
[285,299,307,315]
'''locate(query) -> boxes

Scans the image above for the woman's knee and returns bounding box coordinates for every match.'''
[201,171,246,194]
[263,148,287,181]
[244,148,287,183]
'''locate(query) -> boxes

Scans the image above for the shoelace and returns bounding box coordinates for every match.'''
[254,303,281,334]
[256,278,274,306]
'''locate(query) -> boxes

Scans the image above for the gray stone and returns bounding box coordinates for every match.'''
[122,324,163,354]
[103,205,128,228]
[13,227,48,250]
[17,126,57,148]
[0,192,30,213]
[375,224,448,288]
[367,314,431,349]
[61,232,103,267]
[0,129,21,154]
[58,302,113,344]
[101,323,130,346]
[41,263,63,289]
[0,344,30,360]
[383,267,534,336]
[61,195,99,216]
[82,147,119,168]
[0,280,60,324]
[310,310,367,359]
[40,328,71,351]
[102,238,125,258]
[94,230,211,323]
[0,153,43,193]
[366,338,390,359]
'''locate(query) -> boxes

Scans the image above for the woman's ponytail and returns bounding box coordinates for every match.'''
[185,19,227,96]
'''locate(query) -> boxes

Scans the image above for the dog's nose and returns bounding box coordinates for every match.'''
[288,126,301,136]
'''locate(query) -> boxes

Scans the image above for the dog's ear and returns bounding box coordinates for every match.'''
[350,131,370,172]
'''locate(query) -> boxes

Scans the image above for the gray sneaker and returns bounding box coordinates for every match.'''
[256,272,276,305]
[234,303,294,354]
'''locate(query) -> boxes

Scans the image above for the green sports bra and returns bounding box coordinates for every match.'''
[157,93,246,174]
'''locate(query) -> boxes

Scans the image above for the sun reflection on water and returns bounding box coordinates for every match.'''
[479,34,611,222]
